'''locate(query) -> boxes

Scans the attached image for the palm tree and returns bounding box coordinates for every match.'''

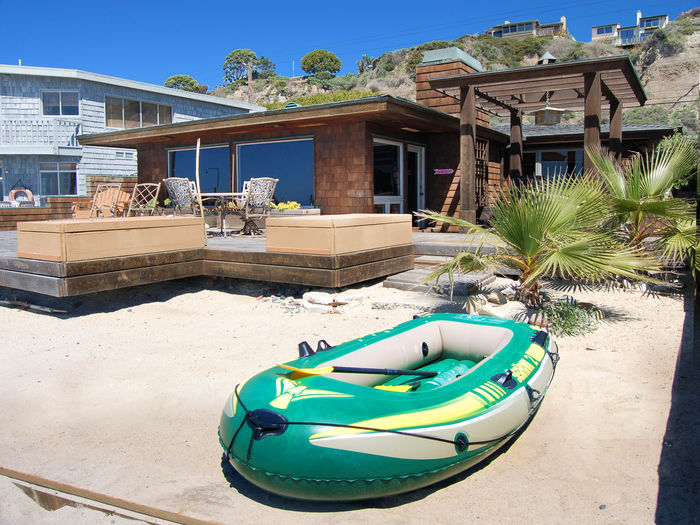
[586,138,697,266]
[418,173,658,306]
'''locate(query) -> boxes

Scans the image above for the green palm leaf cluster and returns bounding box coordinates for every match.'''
[418,174,658,306]
[586,138,697,266]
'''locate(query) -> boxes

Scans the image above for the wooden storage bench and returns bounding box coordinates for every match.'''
[265,213,412,255]
[16,216,205,262]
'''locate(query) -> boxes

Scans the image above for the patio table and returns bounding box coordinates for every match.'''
[200,192,245,237]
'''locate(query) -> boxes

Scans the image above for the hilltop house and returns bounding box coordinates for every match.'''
[0,64,263,203]
[591,11,668,46]
[483,16,568,39]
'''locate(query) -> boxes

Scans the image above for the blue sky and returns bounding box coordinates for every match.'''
[0,0,694,89]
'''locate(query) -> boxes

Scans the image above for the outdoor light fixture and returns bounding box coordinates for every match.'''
[531,91,565,125]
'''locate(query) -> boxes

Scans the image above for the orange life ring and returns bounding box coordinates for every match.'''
[9,188,33,203]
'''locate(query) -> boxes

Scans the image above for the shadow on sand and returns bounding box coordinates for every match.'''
[0,276,317,319]
[219,412,539,511]
[655,272,698,524]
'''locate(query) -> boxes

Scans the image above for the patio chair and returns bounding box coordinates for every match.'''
[127,182,162,216]
[163,177,201,215]
[72,183,130,218]
[231,177,278,235]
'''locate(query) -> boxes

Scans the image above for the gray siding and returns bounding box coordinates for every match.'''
[0,72,252,199]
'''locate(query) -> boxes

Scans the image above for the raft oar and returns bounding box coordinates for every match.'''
[279,363,438,379]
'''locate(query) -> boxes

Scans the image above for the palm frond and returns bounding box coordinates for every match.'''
[659,218,697,265]
[528,234,660,287]
[585,146,626,198]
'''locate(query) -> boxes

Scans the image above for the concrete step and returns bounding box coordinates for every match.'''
[414,255,452,268]
[383,267,495,296]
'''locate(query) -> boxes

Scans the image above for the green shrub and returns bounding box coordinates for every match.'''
[264,90,376,110]
[541,301,600,336]
[315,71,333,81]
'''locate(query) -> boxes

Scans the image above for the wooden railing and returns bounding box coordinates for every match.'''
[0,119,81,147]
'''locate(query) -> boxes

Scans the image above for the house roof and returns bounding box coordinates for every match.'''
[0,64,264,112]
[78,95,504,148]
[428,55,646,116]
[491,123,676,141]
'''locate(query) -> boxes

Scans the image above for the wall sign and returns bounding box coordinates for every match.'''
[433,168,455,175]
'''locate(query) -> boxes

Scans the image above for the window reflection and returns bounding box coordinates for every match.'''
[237,139,314,206]
[169,145,231,193]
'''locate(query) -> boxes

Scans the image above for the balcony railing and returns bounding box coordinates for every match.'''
[0,118,81,148]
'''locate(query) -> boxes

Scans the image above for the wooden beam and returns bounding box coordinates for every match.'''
[474,88,518,113]
[460,86,477,223]
[583,72,602,173]
[609,98,623,158]
[509,110,523,181]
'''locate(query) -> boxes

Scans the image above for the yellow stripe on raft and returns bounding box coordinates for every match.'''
[309,392,487,440]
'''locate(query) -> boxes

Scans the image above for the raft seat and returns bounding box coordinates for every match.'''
[378,358,477,392]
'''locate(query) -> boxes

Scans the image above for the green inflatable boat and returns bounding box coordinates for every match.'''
[219,313,558,500]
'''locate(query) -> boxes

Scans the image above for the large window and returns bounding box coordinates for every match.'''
[620,29,636,44]
[42,91,79,116]
[168,145,231,193]
[105,96,172,129]
[236,139,314,206]
[40,162,77,195]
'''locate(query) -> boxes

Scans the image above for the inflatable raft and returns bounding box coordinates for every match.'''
[219,313,558,500]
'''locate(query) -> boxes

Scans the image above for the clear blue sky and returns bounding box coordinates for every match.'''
[0,0,694,89]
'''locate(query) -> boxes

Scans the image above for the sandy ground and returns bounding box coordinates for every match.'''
[0,275,695,525]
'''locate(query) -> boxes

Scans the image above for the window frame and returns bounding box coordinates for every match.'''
[39,161,78,196]
[41,90,80,117]
[104,96,173,129]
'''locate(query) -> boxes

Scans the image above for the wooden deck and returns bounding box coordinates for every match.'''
[0,230,420,297]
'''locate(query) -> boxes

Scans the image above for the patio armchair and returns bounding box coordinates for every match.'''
[72,183,130,218]
[231,177,278,235]
[163,177,201,215]
[127,182,162,216]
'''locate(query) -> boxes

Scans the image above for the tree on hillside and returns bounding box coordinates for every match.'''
[164,74,199,92]
[223,49,276,84]
[301,49,342,75]
[357,55,378,74]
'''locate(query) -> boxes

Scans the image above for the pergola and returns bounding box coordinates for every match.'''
[428,55,647,222]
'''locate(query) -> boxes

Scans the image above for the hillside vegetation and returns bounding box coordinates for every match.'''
[215,9,699,133]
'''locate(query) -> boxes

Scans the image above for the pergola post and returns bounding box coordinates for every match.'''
[509,110,523,182]
[609,97,623,158]
[583,71,601,173]
[459,85,477,223]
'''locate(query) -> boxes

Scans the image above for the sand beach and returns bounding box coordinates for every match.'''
[0,275,695,524]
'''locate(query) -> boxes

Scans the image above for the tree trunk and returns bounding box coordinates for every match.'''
[247,60,253,103]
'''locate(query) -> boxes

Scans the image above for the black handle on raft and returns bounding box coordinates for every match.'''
[316,339,333,352]
[332,366,438,378]
[298,341,315,358]
[530,330,549,347]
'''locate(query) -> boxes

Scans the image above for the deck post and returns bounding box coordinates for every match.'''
[509,110,523,183]
[609,98,623,158]
[459,85,477,223]
[583,72,601,173]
